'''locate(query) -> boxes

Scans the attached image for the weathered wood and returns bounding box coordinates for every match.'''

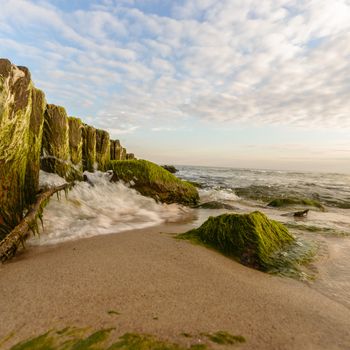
[0,183,70,263]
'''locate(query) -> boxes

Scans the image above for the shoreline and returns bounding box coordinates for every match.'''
[1,223,350,349]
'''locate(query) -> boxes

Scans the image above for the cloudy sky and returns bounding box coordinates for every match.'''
[1,0,350,173]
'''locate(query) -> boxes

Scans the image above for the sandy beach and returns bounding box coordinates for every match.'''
[1,222,350,350]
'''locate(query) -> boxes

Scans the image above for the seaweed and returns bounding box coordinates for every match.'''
[109,160,199,206]
[267,198,324,211]
[178,211,294,270]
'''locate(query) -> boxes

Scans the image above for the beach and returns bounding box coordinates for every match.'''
[1,222,350,349]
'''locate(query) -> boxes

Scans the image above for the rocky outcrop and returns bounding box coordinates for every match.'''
[0,59,46,236]
[178,211,294,270]
[82,124,96,172]
[96,129,110,171]
[109,159,199,206]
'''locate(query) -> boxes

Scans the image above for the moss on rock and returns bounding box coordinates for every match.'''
[82,124,96,172]
[126,153,135,160]
[24,88,46,205]
[268,197,324,211]
[109,159,199,206]
[121,147,127,160]
[0,60,33,236]
[178,211,294,270]
[96,129,110,171]
[41,104,70,179]
[110,139,122,160]
[68,117,83,169]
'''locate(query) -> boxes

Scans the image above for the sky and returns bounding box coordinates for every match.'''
[1,0,350,173]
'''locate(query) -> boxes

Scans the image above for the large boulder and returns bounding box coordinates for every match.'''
[179,211,294,270]
[82,124,96,172]
[109,159,199,206]
[96,129,110,171]
[0,59,45,236]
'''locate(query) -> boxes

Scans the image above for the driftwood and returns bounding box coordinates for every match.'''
[0,183,70,263]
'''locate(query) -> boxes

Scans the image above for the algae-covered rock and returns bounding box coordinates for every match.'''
[0,59,42,235]
[96,129,110,171]
[179,211,294,269]
[68,117,83,172]
[110,139,122,160]
[161,165,178,173]
[195,201,237,210]
[109,159,199,206]
[82,124,96,172]
[268,197,324,211]
[121,147,127,160]
[24,87,46,204]
[126,153,135,160]
[41,104,70,179]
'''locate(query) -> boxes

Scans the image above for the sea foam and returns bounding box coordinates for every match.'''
[31,171,191,245]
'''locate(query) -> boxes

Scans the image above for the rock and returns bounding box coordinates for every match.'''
[82,124,96,172]
[161,165,178,173]
[68,117,83,176]
[121,147,127,160]
[268,197,324,211]
[195,201,237,210]
[187,180,204,188]
[95,129,110,171]
[293,209,309,218]
[41,104,70,179]
[25,87,46,205]
[0,59,45,236]
[178,211,294,270]
[126,153,135,160]
[109,159,199,206]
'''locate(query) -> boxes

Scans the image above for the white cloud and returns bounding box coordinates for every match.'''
[1,0,350,132]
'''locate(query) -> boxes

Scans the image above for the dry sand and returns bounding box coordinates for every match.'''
[0,222,350,349]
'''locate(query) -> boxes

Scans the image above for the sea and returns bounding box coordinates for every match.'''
[31,165,350,309]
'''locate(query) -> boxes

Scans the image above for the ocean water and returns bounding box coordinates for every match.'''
[31,166,350,309]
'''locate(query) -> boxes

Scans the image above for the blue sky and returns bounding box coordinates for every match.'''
[1,0,350,173]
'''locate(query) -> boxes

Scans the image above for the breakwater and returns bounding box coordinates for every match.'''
[0,58,134,238]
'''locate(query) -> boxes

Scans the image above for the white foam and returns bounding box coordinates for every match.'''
[39,170,67,188]
[31,171,191,245]
[198,188,240,202]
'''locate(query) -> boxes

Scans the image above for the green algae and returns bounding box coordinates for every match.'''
[178,211,294,270]
[96,129,110,171]
[107,310,121,316]
[285,222,350,237]
[121,148,127,160]
[41,104,70,179]
[68,117,83,174]
[201,332,245,345]
[0,60,33,236]
[126,153,135,160]
[268,198,324,211]
[82,124,96,172]
[8,329,216,350]
[24,87,46,205]
[109,159,199,206]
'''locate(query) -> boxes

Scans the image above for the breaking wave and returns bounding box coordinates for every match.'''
[30,171,191,245]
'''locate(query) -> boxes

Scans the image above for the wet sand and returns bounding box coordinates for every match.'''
[0,223,350,349]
